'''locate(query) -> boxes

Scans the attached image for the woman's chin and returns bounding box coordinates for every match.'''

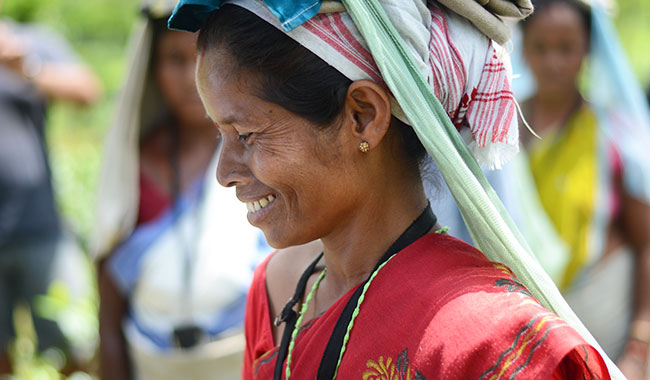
[257,229,292,250]
[264,238,290,250]
[257,226,309,251]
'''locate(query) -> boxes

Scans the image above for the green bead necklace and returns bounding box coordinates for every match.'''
[284,253,399,380]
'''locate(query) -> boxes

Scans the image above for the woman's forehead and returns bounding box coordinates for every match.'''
[528,2,585,29]
[196,56,271,124]
[196,46,241,81]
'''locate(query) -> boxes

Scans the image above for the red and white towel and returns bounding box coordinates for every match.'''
[234,0,519,168]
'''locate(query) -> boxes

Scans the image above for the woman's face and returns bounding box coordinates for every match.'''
[155,29,207,127]
[523,2,589,98]
[196,49,364,248]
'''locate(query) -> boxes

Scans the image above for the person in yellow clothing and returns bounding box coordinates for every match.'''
[528,105,599,289]
[520,0,650,378]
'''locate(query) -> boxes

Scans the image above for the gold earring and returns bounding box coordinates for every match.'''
[359,141,370,153]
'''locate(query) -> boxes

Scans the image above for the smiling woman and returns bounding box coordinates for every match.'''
[172,1,612,379]
[195,7,426,250]
[199,63,422,249]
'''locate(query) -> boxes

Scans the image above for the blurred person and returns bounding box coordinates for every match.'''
[520,0,650,378]
[92,2,269,379]
[0,2,101,374]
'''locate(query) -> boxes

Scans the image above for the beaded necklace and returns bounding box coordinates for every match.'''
[285,267,327,379]
[284,254,398,380]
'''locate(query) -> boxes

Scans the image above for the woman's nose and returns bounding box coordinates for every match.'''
[216,137,249,188]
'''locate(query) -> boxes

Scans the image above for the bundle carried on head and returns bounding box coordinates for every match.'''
[170,0,532,44]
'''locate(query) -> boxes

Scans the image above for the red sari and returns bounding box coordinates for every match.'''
[243,234,609,380]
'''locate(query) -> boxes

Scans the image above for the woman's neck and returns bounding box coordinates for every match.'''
[318,171,428,298]
[528,88,583,135]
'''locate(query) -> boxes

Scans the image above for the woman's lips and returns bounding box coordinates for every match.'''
[245,194,276,213]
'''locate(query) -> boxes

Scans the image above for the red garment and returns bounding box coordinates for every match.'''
[136,171,170,225]
[243,234,609,380]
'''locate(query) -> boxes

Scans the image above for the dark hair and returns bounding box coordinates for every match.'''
[197,5,350,127]
[149,17,172,63]
[522,0,592,37]
[197,5,426,165]
[151,17,170,42]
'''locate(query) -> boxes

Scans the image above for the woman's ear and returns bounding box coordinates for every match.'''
[342,80,392,151]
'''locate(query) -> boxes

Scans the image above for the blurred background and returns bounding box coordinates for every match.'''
[2,0,138,243]
[0,0,649,378]
[1,1,137,379]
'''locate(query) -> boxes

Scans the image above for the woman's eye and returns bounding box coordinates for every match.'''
[238,133,253,144]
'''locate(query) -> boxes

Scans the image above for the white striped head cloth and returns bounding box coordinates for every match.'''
[228,0,519,168]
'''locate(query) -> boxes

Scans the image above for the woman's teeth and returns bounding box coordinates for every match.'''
[246,194,276,213]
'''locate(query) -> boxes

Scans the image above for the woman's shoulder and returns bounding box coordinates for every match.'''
[388,234,550,310]
[264,240,324,316]
[243,240,324,370]
[246,240,324,325]
[419,281,609,379]
[398,232,493,272]
[377,234,610,379]
[266,240,324,282]
[348,234,608,379]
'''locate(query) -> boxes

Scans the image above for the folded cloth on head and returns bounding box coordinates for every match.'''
[169,0,532,45]
[437,0,533,44]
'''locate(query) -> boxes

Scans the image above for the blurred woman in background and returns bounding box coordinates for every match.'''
[93,1,268,379]
[521,0,650,378]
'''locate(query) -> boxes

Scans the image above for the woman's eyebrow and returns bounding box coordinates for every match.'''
[219,116,239,126]
[205,113,239,127]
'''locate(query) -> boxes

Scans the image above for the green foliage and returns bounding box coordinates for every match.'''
[0,0,46,23]
[2,0,138,41]
[4,303,96,380]
[614,0,650,86]
[1,1,136,377]
[48,103,111,244]
[34,280,99,364]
